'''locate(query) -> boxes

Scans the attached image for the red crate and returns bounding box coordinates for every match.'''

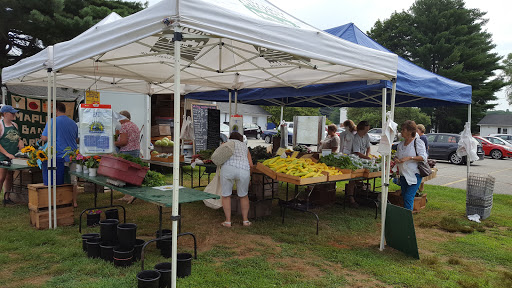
[97,155,149,186]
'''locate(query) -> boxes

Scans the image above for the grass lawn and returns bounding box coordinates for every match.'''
[1,169,511,288]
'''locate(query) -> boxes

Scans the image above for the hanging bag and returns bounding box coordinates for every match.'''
[210,141,235,166]
[203,166,223,209]
[414,139,432,177]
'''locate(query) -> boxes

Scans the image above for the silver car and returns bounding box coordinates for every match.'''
[488,134,512,144]
[367,128,382,145]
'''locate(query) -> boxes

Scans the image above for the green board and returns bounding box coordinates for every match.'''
[385,204,419,259]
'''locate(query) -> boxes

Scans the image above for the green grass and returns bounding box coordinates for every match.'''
[0,172,511,287]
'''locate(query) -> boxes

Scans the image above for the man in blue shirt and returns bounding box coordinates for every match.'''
[42,102,79,207]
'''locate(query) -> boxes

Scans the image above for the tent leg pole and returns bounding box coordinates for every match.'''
[228,90,232,126]
[467,104,471,183]
[280,105,284,124]
[1,86,7,104]
[46,67,53,229]
[52,71,57,228]
[235,89,238,114]
[171,26,182,288]
[379,88,387,251]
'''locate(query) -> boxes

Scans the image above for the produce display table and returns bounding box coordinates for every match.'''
[142,160,188,185]
[143,160,216,189]
[70,171,219,234]
[0,163,40,205]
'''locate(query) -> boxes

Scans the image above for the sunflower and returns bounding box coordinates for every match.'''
[21,146,35,153]
[36,150,48,161]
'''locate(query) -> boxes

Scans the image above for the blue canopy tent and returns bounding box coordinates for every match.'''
[186,23,473,252]
[186,23,472,107]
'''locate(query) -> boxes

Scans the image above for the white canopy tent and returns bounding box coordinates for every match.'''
[2,0,398,286]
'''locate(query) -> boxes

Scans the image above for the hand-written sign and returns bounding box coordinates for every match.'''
[191,104,217,154]
[8,94,76,147]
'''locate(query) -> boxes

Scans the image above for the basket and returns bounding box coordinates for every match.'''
[466,194,493,207]
[467,173,495,198]
[466,204,492,220]
[97,155,149,186]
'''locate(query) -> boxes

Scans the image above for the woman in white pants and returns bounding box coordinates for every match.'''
[220,132,253,227]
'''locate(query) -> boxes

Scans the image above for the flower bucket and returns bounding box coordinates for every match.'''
[83,167,89,174]
[137,270,161,288]
[89,168,98,177]
[98,155,149,186]
[41,160,65,186]
[76,164,83,173]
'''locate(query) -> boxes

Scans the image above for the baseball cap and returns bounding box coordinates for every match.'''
[0,105,19,114]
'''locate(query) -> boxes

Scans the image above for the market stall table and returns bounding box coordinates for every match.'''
[70,171,220,234]
[144,160,216,189]
[0,163,40,206]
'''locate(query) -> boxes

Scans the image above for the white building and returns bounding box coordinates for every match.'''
[216,102,270,129]
[477,113,512,135]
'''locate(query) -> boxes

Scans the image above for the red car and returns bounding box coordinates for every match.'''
[473,136,512,159]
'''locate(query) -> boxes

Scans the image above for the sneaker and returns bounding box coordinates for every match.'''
[3,198,15,205]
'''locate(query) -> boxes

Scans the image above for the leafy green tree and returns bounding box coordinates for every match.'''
[368,0,506,133]
[504,53,512,105]
[1,0,146,78]
[347,107,431,130]
[261,106,320,126]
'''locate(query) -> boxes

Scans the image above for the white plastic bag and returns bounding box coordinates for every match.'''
[203,166,223,209]
[457,123,479,162]
[377,111,398,155]
[180,115,194,141]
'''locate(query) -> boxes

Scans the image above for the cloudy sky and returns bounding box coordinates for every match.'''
[132,0,511,110]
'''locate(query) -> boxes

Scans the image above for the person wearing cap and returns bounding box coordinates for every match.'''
[0,105,24,205]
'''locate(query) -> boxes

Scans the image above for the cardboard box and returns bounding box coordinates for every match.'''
[309,182,337,205]
[28,184,73,211]
[30,206,74,229]
[151,124,172,136]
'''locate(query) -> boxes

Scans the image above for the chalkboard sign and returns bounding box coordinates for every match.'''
[207,109,220,150]
[192,104,217,154]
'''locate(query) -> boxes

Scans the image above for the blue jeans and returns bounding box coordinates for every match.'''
[399,174,422,210]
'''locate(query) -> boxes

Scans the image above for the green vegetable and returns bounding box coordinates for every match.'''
[115,153,149,167]
[248,145,273,165]
[319,154,358,170]
[198,149,215,160]
[143,170,167,187]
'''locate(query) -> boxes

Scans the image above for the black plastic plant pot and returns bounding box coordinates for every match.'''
[86,238,101,258]
[155,229,171,249]
[100,242,116,262]
[87,213,101,227]
[105,208,119,220]
[133,239,146,262]
[81,233,100,252]
[136,270,161,288]
[100,219,119,244]
[177,253,193,278]
[154,262,172,288]
[159,238,173,258]
[117,223,137,249]
[113,246,134,267]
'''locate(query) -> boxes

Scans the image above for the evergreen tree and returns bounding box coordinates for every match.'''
[1,0,146,79]
[368,0,506,133]
[347,107,431,130]
[504,53,512,105]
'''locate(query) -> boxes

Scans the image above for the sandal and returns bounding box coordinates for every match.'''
[243,221,252,227]
[221,221,232,228]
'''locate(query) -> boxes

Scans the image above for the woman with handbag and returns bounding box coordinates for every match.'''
[394,120,428,210]
[219,132,253,227]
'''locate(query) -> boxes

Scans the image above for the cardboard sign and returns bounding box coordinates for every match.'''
[85,90,100,104]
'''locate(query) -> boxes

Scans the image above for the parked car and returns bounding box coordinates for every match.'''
[427,133,484,165]
[243,123,262,139]
[220,123,247,144]
[482,136,512,148]
[261,129,293,144]
[474,136,512,159]
[367,128,382,145]
[488,134,512,144]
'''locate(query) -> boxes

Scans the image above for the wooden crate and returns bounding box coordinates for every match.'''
[323,168,352,181]
[387,190,428,213]
[151,124,171,136]
[276,172,327,185]
[351,169,365,178]
[150,154,184,163]
[29,206,74,229]
[254,162,277,180]
[309,182,337,205]
[28,184,73,211]
[364,170,382,179]
[421,168,438,183]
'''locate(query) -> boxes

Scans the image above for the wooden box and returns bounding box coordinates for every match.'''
[29,206,74,229]
[254,162,277,180]
[364,170,382,179]
[28,184,73,211]
[276,172,327,185]
[151,124,172,136]
[323,168,352,181]
[351,169,365,178]
[150,154,185,163]
[387,190,428,213]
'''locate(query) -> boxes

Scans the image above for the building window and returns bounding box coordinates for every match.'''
[498,128,501,133]
[252,116,258,124]
[504,128,508,134]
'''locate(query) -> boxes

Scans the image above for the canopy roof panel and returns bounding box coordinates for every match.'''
[186,23,472,107]
[2,1,397,94]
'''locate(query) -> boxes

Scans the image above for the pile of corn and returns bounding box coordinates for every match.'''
[262,156,343,178]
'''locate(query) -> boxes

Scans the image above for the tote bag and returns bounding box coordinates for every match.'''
[203,166,223,209]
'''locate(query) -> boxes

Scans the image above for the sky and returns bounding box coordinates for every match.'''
[133,0,511,110]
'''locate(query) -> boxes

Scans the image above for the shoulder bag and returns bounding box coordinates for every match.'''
[414,139,432,177]
[210,141,235,166]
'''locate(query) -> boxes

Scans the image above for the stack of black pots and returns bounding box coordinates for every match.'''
[82,218,145,268]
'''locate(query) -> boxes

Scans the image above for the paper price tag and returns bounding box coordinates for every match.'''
[291,151,299,158]
[276,148,286,156]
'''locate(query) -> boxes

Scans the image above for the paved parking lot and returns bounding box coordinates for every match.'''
[247,139,512,195]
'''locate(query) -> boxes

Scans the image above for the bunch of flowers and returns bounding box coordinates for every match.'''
[63,147,80,163]
[86,209,102,215]
[21,145,48,167]
[84,155,101,168]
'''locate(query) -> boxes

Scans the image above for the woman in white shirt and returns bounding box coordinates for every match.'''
[339,119,356,154]
[395,120,428,210]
